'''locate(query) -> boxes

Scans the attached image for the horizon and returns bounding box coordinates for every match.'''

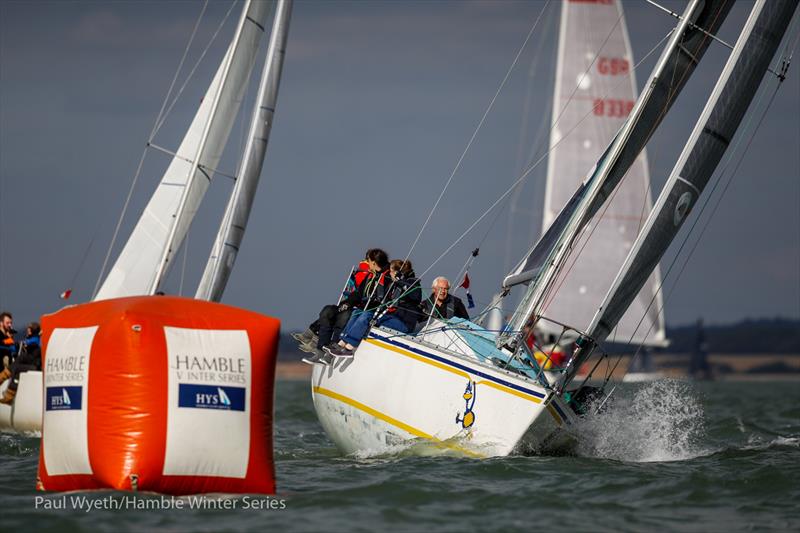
[0,0,798,332]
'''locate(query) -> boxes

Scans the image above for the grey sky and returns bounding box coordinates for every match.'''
[0,0,798,333]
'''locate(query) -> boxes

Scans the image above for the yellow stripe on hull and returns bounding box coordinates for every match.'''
[365,338,543,405]
[313,386,485,458]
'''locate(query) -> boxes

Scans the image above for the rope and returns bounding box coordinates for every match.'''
[149,1,210,141]
[402,0,552,266]
[92,1,225,298]
[538,2,729,320]
[414,29,673,284]
[151,1,238,138]
[601,31,796,394]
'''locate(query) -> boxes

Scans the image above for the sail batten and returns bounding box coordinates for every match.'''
[94,0,270,301]
[197,0,292,302]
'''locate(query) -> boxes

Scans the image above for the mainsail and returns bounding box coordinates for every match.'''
[538,0,665,346]
[563,0,799,382]
[196,0,292,302]
[499,0,732,348]
[95,0,270,301]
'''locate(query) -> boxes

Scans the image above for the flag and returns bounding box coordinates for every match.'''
[460,273,475,309]
[60,289,72,300]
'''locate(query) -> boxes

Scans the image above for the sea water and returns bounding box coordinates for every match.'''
[1,380,798,532]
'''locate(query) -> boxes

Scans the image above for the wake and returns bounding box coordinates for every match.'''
[572,379,709,462]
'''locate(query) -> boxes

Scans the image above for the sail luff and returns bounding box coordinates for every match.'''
[94,0,270,301]
[196,0,292,302]
[562,0,799,384]
[618,0,666,345]
[534,0,667,347]
[150,0,260,294]
[499,0,732,349]
[541,0,569,232]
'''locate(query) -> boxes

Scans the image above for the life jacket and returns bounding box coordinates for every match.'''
[342,261,372,299]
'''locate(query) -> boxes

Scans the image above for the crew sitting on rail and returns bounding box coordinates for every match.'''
[0,322,41,405]
[325,259,422,358]
[294,249,376,355]
[301,248,390,365]
[419,276,469,324]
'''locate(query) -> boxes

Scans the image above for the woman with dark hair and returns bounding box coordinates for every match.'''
[326,259,421,358]
[301,248,390,365]
[0,322,41,405]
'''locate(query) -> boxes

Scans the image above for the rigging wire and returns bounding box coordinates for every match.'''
[402,0,552,266]
[151,1,238,139]
[92,1,236,298]
[537,3,730,322]
[414,29,674,284]
[600,25,799,394]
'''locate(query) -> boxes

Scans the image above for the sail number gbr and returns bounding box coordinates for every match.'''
[593,98,634,117]
[597,57,630,76]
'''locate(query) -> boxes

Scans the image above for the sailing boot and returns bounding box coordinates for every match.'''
[292,329,317,346]
[0,367,11,386]
[0,387,16,405]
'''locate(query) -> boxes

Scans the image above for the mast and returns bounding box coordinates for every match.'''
[196,0,293,302]
[497,0,732,349]
[94,0,270,301]
[562,0,799,386]
[538,0,666,347]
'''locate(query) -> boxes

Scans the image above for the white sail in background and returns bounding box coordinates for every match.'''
[95,0,270,301]
[499,0,732,350]
[581,0,799,351]
[540,0,664,345]
[197,0,292,302]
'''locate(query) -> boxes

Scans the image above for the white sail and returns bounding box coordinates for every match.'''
[539,0,665,346]
[196,0,292,302]
[95,0,271,301]
[499,0,732,349]
[565,0,799,380]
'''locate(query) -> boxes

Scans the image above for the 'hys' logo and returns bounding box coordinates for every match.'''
[455,381,476,429]
[178,384,245,411]
[45,386,82,411]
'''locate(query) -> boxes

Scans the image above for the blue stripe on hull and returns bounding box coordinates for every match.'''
[368,332,547,400]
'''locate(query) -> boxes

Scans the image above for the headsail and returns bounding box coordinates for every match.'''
[95,0,270,301]
[499,0,732,348]
[196,0,292,302]
[537,0,665,346]
[562,0,799,383]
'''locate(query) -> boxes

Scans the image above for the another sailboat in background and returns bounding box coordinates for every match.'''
[309,0,797,458]
[535,0,667,380]
[0,0,292,434]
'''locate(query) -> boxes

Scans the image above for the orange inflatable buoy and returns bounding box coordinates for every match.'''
[36,296,279,495]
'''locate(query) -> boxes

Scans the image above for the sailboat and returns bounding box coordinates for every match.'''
[0,0,292,434]
[310,0,796,457]
[537,0,666,383]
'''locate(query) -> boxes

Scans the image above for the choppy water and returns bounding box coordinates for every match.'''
[1,380,798,532]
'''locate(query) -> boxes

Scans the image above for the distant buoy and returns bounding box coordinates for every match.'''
[36,296,279,494]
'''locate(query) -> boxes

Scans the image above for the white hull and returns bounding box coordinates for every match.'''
[0,371,43,434]
[311,326,577,457]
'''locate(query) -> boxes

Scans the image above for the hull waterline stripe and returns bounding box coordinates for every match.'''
[550,397,571,425]
[367,334,546,400]
[546,404,563,426]
[312,386,485,458]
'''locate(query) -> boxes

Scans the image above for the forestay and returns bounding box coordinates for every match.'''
[538,0,665,346]
[196,0,292,302]
[499,0,732,348]
[563,0,799,382]
[95,0,270,301]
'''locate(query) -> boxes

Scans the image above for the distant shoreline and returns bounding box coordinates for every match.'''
[275,353,800,382]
